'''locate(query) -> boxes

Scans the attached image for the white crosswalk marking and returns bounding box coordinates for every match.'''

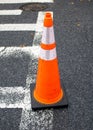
[0,10,22,15]
[0,0,53,4]
[0,87,25,108]
[0,24,36,31]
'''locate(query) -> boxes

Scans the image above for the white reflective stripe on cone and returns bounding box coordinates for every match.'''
[41,26,55,44]
[39,47,57,60]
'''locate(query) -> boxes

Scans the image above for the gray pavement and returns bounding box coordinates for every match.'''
[0,0,93,130]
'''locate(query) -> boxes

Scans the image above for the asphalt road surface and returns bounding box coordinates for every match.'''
[0,0,93,130]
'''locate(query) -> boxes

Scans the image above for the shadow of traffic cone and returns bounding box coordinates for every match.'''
[31,12,68,110]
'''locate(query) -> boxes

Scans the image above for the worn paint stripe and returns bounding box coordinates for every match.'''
[0,10,22,15]
[0,0,53,4]
[32,12,44,46]
[0,24,36,31]
[0,87,25,108]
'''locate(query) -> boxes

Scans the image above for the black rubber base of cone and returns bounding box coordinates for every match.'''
[30,81,68,110]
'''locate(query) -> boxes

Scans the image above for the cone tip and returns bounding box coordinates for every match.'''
[44,12,53,27]
[45,12,51,18]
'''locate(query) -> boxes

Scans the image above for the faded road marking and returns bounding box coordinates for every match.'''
[0,10,22,15]
[0,87,25,108]
[0,24,36,31]
[0,0,53,4]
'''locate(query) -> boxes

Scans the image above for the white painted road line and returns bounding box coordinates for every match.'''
[0,10,22,15]
[0,87,25,108]
[0,24,36,31]
[32,12,44,46]
[35,11,44,32]
[0,0,53,4]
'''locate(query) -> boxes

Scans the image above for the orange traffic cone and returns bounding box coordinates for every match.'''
[31,12,68,110]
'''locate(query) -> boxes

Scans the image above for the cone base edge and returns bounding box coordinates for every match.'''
[33,89,63,105]
[30,81,68,110]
